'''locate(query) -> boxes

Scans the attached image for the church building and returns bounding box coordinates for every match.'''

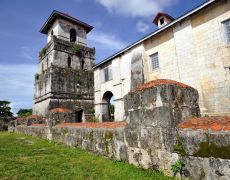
[94,0,230,122]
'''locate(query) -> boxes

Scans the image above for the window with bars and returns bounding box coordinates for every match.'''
[223,19,230,43]
[150,52,159,70]
[102,66,113,82]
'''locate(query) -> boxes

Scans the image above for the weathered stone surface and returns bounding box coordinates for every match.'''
[10,82,230,179]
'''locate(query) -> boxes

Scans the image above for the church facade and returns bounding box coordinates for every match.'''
[94,0,230,121]
[33,11,95,122]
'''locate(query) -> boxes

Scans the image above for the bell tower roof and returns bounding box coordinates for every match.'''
[152,12,174,28]
[40,10,94,34]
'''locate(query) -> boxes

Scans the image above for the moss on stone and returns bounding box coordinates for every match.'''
[103,131,114,154]
[62,128,68,135]
[200,167,205,180]
[87,131,93,141]
[194,142,230,159]
[75,75,81,83]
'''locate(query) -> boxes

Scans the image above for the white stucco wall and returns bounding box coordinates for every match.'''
[94,0,230,119]
[144,0,230,114]
[94,53,132,121]
[47,19,87,46]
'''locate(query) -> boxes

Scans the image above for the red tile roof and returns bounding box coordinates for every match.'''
[29,124,47,127]
[178,116,230,131]
[129,79,192,94]
[27,115,42,119]
[15,117,25,121]
[153,12,174,24]
[56,121,127,129]
[49,108,72,113]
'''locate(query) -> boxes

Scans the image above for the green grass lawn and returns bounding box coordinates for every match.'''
[0,132,173,180]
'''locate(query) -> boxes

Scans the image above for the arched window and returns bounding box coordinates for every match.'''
[51,30,54,36]
[70,28,76,42]
[67,56,71,67]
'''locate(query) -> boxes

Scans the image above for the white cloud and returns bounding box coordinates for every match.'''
[88,30,127,51]
[136,20,150,33]
[0,63,37,114]
[96,0,177,18]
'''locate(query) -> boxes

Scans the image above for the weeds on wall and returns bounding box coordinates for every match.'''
[39,44,49,58]
[173,134,186,156]
[72,44,81,55]
[35,73,40,81]
[87,116,99,123]
[171,160,185,176]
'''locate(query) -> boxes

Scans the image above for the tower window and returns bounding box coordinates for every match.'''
[150,52,159,70]
[68,56,72,67]
[51,30,54,36]
[160,18,164,25]
[70,28,76,42]
[223,19,230,43]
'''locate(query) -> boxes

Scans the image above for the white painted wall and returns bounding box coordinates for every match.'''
[94,0,230,119]
[47,19,87,46]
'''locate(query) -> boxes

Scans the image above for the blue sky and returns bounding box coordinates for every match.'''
[0,0,205,114]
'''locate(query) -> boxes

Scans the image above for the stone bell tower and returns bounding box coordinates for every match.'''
[33,10,95,122]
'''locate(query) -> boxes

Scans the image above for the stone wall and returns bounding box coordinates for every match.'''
[10,81,230,179]
[177,117,230,179]
[33,65,94,118]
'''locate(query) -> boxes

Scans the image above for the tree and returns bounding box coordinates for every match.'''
[0,101,13,117]
[17,108,32,117]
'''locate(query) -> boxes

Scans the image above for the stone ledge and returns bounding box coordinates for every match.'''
[129,79,193,94]
[178,116,230,131]
[55,121,127,129]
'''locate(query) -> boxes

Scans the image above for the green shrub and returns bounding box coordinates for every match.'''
[39,45,48,58]
[35,73,40,80]
[72,44,81,55]
[171,160,185,176]
[87,116,99,123]
[75,93,82,99]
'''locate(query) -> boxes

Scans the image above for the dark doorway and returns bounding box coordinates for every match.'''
[102,91,114,122]
[75,109,83,123]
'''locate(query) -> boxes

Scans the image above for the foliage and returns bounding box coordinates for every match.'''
[72,44,82,55]
[90,108,95,114]
[87,116,99,123]
[171,160,185,176]
[75,93,82,99]
[0,132,173,179]
[35,73,40,80]
[75,75,81,83]
[0,101,13,117]
[17,109,32,118]
[173,134,186,156]
[110,104,114,114]
[39,45,48,58]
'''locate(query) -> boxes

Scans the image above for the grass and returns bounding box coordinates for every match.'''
[0,132,173,180]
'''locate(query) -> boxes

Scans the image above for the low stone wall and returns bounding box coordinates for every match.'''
[10,80,230,179]
[177,117,230,179]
